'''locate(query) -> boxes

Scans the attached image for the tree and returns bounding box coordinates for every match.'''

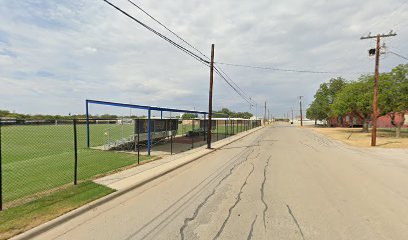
[307,77,347,123]
[0,110,11,117]
[306,101,328,124]
[379,64,408,138]
[332,76,373,132]
[181,113,197,119]
[214,108,253,119]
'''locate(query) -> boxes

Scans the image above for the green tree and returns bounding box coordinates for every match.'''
[214,108,253,119]
[306,101,327,124]
[379,64,408,138]
[0,110,11,117]
[332,76,373,132]
[181,113,197,119]
[307,77,347,123]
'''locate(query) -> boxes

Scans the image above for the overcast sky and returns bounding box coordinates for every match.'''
[1,0,407,117]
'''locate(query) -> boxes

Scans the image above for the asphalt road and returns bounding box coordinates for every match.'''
[31,125,408,240]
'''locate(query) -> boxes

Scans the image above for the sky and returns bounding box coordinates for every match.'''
[0,0,408,118]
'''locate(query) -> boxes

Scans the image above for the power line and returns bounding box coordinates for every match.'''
[215,67,254,103]
[102,0,256,106]
[214,67,254,105]
[101,0,209,65]
[214,67,252,104]
[365,0,408,35]
[126,0,210,61]
[389,50,408,61]
[126,0,256,105]
[215,62,368,75]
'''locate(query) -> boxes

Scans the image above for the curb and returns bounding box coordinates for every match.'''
[12,126,264,240]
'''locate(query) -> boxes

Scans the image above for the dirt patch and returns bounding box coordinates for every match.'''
[312,127,408,148]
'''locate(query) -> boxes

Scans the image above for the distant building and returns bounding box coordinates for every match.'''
[328,111,408,128]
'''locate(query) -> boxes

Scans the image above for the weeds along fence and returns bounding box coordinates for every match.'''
[0,118,261,210]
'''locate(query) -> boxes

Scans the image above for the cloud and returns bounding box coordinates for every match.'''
[0,0,407,117]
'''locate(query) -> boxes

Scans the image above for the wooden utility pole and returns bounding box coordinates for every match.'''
[291,108,294,124]
[360,31,396,146]
[207,44,215,149]
[299,96,303,126]
[264,101,267,125]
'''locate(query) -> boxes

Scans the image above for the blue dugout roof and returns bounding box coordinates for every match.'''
[86,99,208,115]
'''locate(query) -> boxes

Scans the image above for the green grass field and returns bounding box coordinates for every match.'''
[1,121,255,207]
[0,181,114,240]
[2,123,145,206]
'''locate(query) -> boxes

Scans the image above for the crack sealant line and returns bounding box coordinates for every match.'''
[130,147,255,240]
[247,215,258,240]
[286,204,306,240]
[261,155,272,230]
[213,163,256,240]
[179,149,255,240]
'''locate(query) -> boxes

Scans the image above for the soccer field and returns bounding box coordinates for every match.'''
[1,123,144,206]
[1,120,254,208]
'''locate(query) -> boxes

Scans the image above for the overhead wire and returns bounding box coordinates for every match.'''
[388,50,408,61]
[214,66,255,104]
[126,0,210,61]
[101,0,209,65]
[111,0,256,106]
[213,67,254,105]
[364,0,408,35]
[215,62,370,74]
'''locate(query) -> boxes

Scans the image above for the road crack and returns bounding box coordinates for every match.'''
[213,163,255,240]
[299,140,319,152]
[247,215,258,240]
[286,204,305,240]
[261,155,272,229]
[179,149,254,240]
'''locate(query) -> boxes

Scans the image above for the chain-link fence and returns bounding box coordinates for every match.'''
[0,118,261,210]
[0,120,75,210]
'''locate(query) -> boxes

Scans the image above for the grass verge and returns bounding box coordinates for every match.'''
[0,181,115,240]
[312,127,408,148]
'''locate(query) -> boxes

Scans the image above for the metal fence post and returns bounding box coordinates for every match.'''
[170,115,173,155]
[148,109,151,157]
[225,120,227,138]
[171,134,173,155]
[86,100,90,148]
[73,119,78,185]
[137,119,140,164]
[192,120,195,149]
[216,120,219,141]
[0,120,2,211]
[203,114,206,141]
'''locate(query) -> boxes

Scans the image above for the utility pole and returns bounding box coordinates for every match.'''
[207,44,215,149]
[255,103,258,120]
[360,31,396,146]
[298,96,303,126]
[291,107,294,124]
[264,101,267,125]
[268,109,270,123]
